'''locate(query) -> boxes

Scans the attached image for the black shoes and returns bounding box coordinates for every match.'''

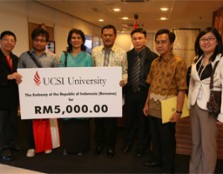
[0,149,14,161]
[11,144,21,151]
[143,161,161,167]
[136,145,146,157]
[63,149,85,156]
[94,146,103,155]
[122,145,131,154]
[63,149,68,156]
[107,148,115,158]
[136,147,146,157]
[122,145,145,157]
[94,146,115,158]
[136,151,144,157]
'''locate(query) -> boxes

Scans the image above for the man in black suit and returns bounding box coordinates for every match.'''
[0,31,22,161]
[122,28,158,157]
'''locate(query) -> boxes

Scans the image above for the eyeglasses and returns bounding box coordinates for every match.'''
[199,37,216,43]
[34,38,46,43]
[1,38,16,44]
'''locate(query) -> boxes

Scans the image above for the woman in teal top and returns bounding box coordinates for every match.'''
[60,28,92,155]
[60,51,92,67]
[60,29,92,67]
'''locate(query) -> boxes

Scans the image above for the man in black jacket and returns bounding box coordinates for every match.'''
[122,28,158,157]
[0,31,22,161]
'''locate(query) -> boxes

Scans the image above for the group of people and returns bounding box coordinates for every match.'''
[0,23,223,173]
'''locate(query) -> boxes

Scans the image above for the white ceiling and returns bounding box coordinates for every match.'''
[36,0,223,33]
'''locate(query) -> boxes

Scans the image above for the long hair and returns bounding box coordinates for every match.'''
[67,28,86,52]
[194,27,223,62]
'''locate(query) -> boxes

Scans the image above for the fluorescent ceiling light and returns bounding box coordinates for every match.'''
[99,19,104,22]
[122,17,129,20]
[113,8,121,12]
[160,7,169,11]
[160,17,167,20]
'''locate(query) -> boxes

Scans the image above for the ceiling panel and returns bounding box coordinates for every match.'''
[36,0,223,33]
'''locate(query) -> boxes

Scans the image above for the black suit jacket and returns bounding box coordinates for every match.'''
[125,46,158,91]
[0,49,19,109]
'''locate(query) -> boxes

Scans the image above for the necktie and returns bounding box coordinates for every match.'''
[6,56,13,71]
[104,49,110,66]
[131,54,140,93]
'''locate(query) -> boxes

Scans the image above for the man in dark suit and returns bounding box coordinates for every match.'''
[0,31,22,161]
[122,28,158,157]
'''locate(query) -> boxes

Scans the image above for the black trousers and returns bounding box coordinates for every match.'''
[0,109,18,150]
[25,120,35,149]
[63,119,90,153]
[95,118,117,148]
[149,116,176,173]
[124,88,150,149]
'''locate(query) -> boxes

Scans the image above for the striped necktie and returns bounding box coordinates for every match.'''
[104,49,110,66]
[131,54,141,93]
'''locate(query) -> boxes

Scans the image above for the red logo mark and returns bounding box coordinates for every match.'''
[34,71,41,86]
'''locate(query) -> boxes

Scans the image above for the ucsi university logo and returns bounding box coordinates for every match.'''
[34,71,41,86]
[33,71,65,86]
[32,70,105,86]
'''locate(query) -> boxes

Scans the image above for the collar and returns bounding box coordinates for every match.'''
[30,48,47,57]
[102,45,116,53]
[0,48,12,58]
[159,51,174,62]
[134,47,146,58]
[196,53,223,66]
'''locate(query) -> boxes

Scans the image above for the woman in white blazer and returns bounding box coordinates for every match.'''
[188,27,223,174]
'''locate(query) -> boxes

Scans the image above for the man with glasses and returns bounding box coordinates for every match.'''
[0,31,22,161]
[18,27,59,158]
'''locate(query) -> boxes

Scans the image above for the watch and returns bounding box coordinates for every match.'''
[176,111,182,115]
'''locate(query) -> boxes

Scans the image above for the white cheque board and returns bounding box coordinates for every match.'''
[18,67,122,119]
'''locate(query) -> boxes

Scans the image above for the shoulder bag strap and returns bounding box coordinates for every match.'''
[63,51,68,67]
[210,60,220,89]
[27,51,42,68]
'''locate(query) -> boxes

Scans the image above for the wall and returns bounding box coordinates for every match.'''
[173,29,200,68]
[116,32,157,53]
[0,1,200,65]
[0,2,29,56]
[0,1,157,57]
[0,1,101,57]
[213,6,223,41]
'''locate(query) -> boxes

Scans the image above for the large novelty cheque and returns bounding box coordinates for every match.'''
[18,67,122,119]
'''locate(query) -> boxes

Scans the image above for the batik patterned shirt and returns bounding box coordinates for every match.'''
[92,45,128,84]
[146,52,187,100]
